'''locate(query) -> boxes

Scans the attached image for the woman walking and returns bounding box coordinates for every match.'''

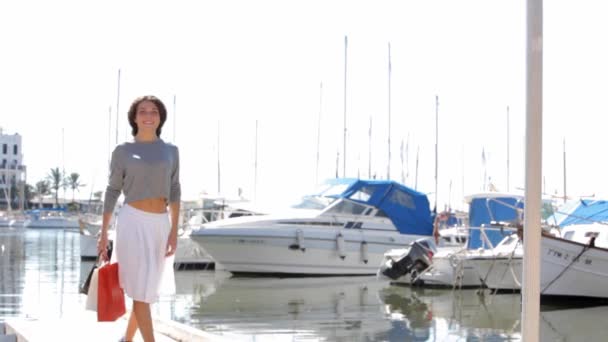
[98,95,180,342]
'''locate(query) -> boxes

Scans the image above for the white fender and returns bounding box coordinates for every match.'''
[336,233,346,259]
[360,241,369,264]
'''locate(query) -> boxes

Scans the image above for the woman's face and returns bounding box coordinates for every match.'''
[135,100,161,134]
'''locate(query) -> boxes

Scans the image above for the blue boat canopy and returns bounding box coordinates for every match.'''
[314,178,434,236]
[551,199,608,227]
[465,193,524,249]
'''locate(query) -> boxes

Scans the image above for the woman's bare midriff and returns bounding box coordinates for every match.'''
[129,198,167,213]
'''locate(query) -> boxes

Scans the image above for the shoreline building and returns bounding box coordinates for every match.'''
[0,127,27,211]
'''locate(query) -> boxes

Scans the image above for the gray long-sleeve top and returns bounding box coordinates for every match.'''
[103,139,181,214]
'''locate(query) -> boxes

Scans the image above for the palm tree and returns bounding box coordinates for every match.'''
[47,167,63,207]
[10,181,34,210]
[35,180,51,208]
[66,172,85,202]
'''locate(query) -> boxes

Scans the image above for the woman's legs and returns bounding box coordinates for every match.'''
[133,300,155,342]
[124,308,138,341]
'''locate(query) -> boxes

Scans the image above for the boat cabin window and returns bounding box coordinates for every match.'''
[348,186,376,202]
[375,209,388,218]
[325,199,368,215]
[387,190,415,209]
[319,183,351,197]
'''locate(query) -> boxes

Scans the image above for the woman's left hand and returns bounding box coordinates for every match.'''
[166,231,178,257]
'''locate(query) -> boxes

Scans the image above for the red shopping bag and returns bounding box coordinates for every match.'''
[97,262,126,322]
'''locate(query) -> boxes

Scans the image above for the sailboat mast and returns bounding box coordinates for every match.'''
[462,145,465,207]
[507,105,510,192]
[343,35,348,178]
[400,139,405,184]
[115,69,121,145]
[368,116,372,179]
[434,95,439,211]
[254,120,258,202]
[217,121,221,194]
[173,95,177,143]
[415,146,419,190]
[108,106,112,167]
[316,82,322,186]
[387,42,392,180]
[62,127,65,206]
[563,138,567,203]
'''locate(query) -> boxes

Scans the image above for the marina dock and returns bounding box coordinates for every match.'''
[2,311,223,342]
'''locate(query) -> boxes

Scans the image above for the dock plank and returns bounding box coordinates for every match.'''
[4,311,220,342]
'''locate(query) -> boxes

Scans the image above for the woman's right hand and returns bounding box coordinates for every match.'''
[97,231,109,262]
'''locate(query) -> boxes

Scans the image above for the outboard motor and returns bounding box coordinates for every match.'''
[381,240,433,280]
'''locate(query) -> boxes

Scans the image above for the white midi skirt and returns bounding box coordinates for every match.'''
[112,204,176,303]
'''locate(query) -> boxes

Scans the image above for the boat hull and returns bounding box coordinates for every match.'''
[471,257,522,290]
[540,235,608,298]
[192,226,429,275]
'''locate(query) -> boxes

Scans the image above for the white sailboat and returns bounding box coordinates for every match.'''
[379,192,550,288]
[478,222,608,298]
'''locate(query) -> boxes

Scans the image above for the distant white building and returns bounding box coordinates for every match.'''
[0,127,26,210]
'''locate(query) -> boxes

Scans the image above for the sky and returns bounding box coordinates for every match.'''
[1,0,608,211]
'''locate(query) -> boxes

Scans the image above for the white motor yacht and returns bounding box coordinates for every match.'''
[190,178,435,276]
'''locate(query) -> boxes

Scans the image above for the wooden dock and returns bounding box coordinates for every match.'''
[3,311,224,342]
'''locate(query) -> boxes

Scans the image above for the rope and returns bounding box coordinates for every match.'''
[541,238,594,294]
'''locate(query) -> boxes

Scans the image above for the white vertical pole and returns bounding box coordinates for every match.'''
[522,0,543,340]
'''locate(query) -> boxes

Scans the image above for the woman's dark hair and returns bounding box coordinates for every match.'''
[127,95,168,137]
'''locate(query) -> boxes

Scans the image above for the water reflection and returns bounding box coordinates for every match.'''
[3,229,608,341]
[168,274,525,341]
[0,228,83,321]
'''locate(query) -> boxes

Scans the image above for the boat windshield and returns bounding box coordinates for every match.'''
[289,183,352,210]
[290,195,337,210]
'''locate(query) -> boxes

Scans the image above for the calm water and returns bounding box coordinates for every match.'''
[1,228,608,341]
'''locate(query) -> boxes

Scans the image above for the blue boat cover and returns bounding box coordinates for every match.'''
[467,196,523,249]
[551,199,608,227]
[320,178,434,236]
